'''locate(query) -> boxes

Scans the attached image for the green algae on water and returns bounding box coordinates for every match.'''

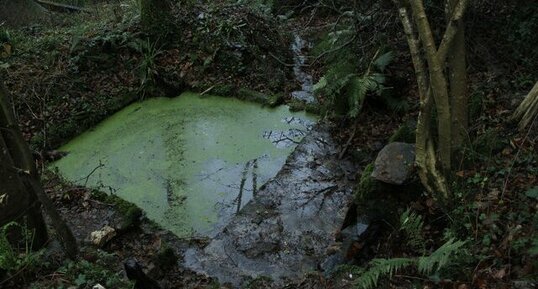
[52,92,316,237]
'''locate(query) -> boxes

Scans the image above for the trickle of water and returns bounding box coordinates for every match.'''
[290,34,317,104]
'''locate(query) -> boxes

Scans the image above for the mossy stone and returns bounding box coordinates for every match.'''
[156,246,178,270]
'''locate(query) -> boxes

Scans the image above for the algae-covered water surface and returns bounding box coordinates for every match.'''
[52,92,315,237]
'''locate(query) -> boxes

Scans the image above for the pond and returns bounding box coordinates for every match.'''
[52,92,316,237]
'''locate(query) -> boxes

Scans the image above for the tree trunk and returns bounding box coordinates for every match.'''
[447,0,468,148]
[0,81,48,248]
[0,134,31,227]
[395,0,469,204]
[0,78,78,258]
[0,0,50,27]
[512,81,538,130]
[409,0,452,175]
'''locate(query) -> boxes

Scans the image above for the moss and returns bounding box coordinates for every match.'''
[121,206,143,229]
[91,190,142,229]
[237,88,271,105]
[353,163,421,224]
[156,245,178,270]
[389,121,416,143]
[268,93,284,107]
[288,99,306,112]
[210,84,235,96]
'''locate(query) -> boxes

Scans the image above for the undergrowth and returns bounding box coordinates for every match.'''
[352,209,467,289]
[311,16,408,118]
[0,221,41,274]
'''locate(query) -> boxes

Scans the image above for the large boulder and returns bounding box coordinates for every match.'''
[371,142,415,185]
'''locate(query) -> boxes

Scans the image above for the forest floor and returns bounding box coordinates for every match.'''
[1,1,537,289]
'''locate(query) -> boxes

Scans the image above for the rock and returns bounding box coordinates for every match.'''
[371,142,415,185]
[92,284,106,289]
[89,225,116,247]
[124,258,161,289]
[320,221,369,274]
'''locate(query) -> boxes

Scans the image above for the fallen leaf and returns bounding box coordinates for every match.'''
[493,268,506,279]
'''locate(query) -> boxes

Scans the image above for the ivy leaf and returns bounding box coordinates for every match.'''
[525,186,538,199]
[75,273,87,286]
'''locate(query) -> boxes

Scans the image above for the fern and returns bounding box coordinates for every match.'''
[417,238,466,274]
[347,75,378,118]
[313,44,401,117]
[0,222,18,270]
[353,238,466,289]
[400,208,426,252]
[355,258,414,289]
[0,221,39,272]
[372,51,393,71]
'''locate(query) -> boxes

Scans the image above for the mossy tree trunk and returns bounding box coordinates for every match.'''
[394,0,469,205]
[0,78,78,258]
[0,0,49,27]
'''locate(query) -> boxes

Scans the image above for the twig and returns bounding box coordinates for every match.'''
[339,120,358,159]
[79,161,105,187]
[298,185,338,211]
[252,159,258,197]
[200,85,215,96]
[310,34,357,66]
[36,0,91,13]
[268,52,296,67]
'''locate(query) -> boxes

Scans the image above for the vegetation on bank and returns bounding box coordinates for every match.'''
[0,0,536,288]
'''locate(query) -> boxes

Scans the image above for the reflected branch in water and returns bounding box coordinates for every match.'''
[236,160,252,214]
[252,159,258,197]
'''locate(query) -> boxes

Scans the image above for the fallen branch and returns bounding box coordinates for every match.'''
[35,0,90,13]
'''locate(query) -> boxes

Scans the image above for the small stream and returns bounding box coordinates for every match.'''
[290,34,317,104]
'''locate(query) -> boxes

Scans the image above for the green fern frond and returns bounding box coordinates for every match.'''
[355,258,414,289]
[382,95,409,113]
[0,222,20,270]
[313,76,328,93]
[373,51,393,71]
[400,208,426,252]
[418,238,466,274]
[347,75,377,117]
[327,29,354,45]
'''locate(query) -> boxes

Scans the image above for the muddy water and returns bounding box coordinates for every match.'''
[52,92,315,237]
